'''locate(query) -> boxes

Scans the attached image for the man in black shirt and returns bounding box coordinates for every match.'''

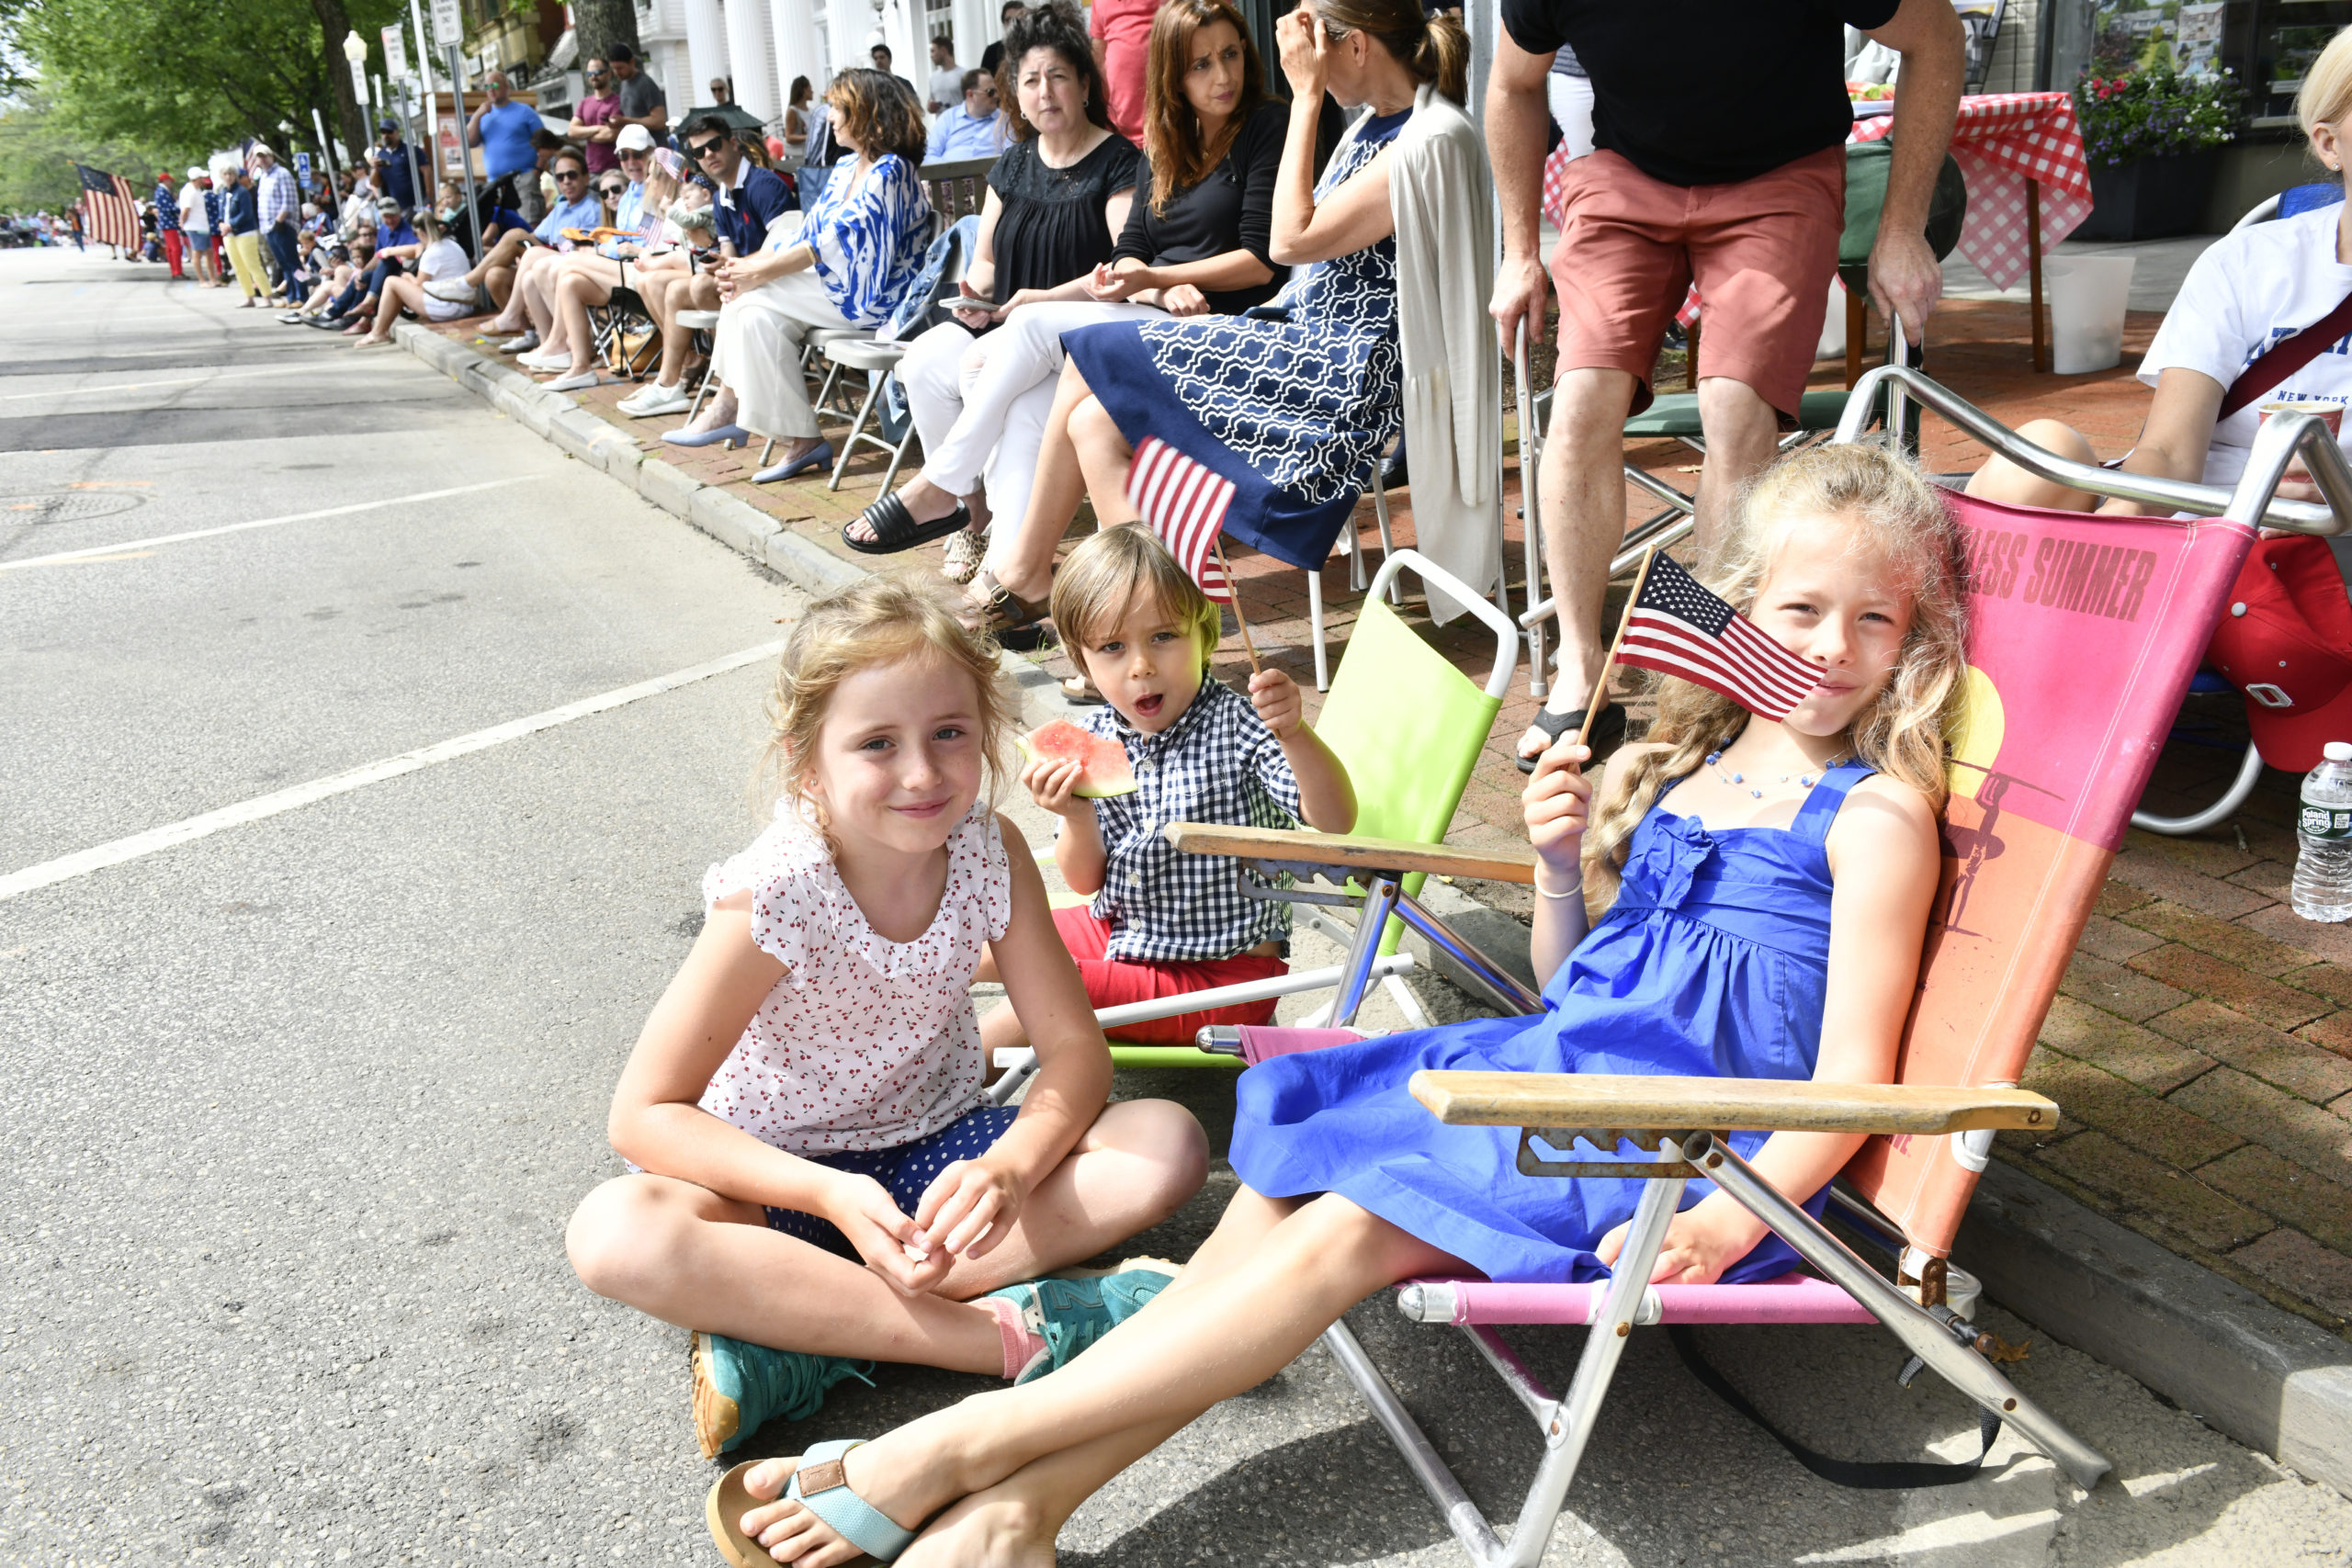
[1487,0,1962,768]
[608,44,673,148]
[980,1,1026,76]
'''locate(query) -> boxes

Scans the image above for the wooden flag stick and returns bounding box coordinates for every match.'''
[1568,547,1657,751]
[1213,537,1262,675]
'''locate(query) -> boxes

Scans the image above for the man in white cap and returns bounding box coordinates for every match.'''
[251,144,302,303]
[177,165,220,288]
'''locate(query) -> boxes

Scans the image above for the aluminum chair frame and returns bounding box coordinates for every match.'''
[1162,385,2347,1566]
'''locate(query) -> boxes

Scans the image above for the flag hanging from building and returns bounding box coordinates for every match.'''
[1615,552,1823,720]
[1127,435,1236,604]
[74,164,141,251]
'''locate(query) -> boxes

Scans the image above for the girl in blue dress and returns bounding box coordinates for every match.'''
[954,0,1447,636]
[711,436,1967,1568]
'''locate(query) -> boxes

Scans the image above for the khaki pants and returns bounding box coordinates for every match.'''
[224,231,269,300]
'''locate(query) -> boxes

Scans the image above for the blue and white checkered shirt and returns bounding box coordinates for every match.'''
[256,163,300,229]
[1075,678,1303,964]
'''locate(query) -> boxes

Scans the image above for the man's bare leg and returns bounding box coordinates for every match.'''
[1690,376,1782,561]
[1519,367,1640,764]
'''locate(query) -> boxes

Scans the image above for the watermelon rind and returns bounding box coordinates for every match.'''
[1017,721,1139,799]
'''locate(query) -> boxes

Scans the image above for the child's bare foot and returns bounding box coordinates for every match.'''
[899,1483,1057,1567]
[727,1421,974,1565]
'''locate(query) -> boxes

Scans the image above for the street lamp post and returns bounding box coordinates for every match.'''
[342,31,371,153]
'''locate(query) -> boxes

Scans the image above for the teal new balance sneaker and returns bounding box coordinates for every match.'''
[986,1258,1180,1385]
[691,1330,875,1459]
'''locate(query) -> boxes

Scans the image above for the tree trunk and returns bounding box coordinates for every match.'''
[574,0,642,68]
[304,0,369,157]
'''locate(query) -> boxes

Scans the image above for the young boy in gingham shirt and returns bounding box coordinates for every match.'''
[978,526,1357,1051]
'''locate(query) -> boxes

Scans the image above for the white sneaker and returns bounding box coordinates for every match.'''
[424,277,476,303]
[496,330,538,353]
[517,349,570,371]
[541,369,603,393]
[616,382,692,418]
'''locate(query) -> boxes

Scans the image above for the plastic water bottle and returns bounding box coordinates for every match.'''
[2291,741,2352,922]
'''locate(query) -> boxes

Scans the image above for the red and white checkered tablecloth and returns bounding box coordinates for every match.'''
[1538,91,2094,312]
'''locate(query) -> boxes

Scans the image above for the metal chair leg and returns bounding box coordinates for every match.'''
[2133,740,2265,836]
[1371,476,1399,604]
[1307,561,1330,692]
[829,378,886,491]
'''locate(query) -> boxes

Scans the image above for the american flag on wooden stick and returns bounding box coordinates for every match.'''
[1616,552,1822,720]
[75,164,141,251]
[1127,436,1235,604]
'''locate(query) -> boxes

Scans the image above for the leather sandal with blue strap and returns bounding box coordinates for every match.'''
[707,1439,918,1566]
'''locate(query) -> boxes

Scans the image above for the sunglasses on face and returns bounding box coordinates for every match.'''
[588,69,611,80]
[555,167,588,181]
[618,148,648,160]
[688,139,727,160]
[598,184,626,197]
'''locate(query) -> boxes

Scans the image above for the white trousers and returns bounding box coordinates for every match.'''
[899,300,1163,529]
[712,233,859,440]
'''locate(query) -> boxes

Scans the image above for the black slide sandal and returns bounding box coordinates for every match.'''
[1515,704,1627,774]
[842,492,972,556]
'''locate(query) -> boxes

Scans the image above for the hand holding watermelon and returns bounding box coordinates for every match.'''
[1017,721,1138,813]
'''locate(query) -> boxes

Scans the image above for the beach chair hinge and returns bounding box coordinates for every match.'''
[1518,1127,1715,1179]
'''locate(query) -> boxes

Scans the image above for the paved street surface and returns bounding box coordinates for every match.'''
[6,244,2351,1567]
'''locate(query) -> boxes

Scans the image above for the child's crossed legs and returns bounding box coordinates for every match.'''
[564,1097,1206,1376]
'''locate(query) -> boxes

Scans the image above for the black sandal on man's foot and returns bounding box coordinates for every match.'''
[842,491,971,556]
[1515,703,1628,774]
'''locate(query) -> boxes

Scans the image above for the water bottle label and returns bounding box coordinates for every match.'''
[2301,805,2352,840]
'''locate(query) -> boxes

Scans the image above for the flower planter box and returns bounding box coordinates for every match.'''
[2074,150,2223,242]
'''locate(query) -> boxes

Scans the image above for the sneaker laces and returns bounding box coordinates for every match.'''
[742,1344,875,1425]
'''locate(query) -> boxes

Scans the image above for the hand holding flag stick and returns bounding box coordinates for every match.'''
[1211,537,1262,675]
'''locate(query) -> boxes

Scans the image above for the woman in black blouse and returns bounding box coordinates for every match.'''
[848,2,1138,568]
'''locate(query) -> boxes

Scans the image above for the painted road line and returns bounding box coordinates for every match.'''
[0,639,786,903]
[0,477,536,571]
[0,364,331,400]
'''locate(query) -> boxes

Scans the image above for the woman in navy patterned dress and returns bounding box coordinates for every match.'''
[959,0,1463,634]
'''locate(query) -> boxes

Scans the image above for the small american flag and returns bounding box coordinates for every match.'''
[75,164,141,251]
[1127,436,1235,604]
[1616,553,1822,720]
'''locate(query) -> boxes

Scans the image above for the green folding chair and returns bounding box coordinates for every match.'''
[988,548,1517,1099]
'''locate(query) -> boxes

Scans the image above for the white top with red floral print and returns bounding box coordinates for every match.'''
[696,799,1012,1155]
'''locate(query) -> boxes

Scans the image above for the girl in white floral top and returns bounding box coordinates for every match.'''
[565,576,1207,1466]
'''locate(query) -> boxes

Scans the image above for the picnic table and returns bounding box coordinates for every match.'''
[1540,90,2094,376]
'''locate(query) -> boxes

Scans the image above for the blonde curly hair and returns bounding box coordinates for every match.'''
[756,574,1016,845]
[1581,442,1969,908]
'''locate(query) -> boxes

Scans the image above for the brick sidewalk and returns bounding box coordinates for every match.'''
[429,294,2352,1339]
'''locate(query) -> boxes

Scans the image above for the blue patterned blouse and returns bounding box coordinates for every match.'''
[791,153,933,328]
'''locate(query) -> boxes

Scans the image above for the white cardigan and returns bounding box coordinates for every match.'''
[1387,83,1500,625]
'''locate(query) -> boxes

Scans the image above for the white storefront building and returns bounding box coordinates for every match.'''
[632,0,1007,126]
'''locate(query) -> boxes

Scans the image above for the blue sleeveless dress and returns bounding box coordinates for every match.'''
[1229,761,1877,1286]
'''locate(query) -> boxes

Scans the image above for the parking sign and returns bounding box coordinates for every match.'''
[431,0,461,47]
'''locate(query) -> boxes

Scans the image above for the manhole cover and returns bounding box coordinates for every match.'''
[0,491,148,524]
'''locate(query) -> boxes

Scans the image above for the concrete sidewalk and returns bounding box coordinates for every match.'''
[396,287,2352,1498]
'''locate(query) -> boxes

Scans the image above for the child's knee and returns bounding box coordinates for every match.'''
[1096,1098,1210,1200]
[565,1177,684,1298]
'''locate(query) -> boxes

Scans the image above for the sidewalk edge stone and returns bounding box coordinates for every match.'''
[1959,1158,2352,1498]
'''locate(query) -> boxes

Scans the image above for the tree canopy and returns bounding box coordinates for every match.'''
[4,0,413,171]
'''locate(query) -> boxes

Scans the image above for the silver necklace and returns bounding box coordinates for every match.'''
[1705,748,1850,800]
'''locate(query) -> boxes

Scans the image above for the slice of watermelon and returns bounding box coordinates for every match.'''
[1017,719,1137,798]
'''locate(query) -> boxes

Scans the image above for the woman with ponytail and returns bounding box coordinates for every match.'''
[705,441,1966,1568]
[948,0,1476,637]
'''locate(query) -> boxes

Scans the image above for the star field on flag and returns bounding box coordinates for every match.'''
[1615,553,1823,720]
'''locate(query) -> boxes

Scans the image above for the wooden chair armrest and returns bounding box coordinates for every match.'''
[1409,1071,2057,1135]
[1164,822,1539,886]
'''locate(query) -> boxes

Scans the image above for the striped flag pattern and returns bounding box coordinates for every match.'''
[75,164,141,251]
[1616,553,1822,720]
[1126,436,1236,604]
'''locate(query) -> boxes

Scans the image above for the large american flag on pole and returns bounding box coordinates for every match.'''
[1126,435,1235,604]
[1616,552,1822,720]
[75,164,141,251]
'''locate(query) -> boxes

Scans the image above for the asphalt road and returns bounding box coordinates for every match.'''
[5,244,2350,1568]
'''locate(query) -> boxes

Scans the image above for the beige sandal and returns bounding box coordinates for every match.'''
[960,569,1049,635]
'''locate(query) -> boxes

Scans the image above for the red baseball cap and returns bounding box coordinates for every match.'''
[2206,536,2352,772]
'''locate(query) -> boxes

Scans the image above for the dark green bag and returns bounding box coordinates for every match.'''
[1838,138,1969,297]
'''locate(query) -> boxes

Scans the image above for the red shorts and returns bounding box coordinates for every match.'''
[1550,146,1844,422]
[1053,905,1285,1048]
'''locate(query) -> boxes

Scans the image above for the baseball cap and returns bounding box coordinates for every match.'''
[251,141,275,158]
[2205,535,2352,772]
[379,116,401,131]
[615,123,656,152]
[377,196,403,212]
[186,164,205,180]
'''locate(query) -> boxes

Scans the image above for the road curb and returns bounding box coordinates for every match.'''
[392,322,860,600]
[390,317,2352,1498]
[1959,1158,2352,1496]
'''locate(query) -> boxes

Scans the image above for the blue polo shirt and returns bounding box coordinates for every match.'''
[533,192,604,245]
[712,164,796,254]
[474,99,543,181]
[377,220,417,251]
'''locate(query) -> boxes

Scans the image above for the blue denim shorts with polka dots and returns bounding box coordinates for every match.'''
[763,1104,1023,1258]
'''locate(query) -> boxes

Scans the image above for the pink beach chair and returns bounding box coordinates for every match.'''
[1165,374,2349,1564]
